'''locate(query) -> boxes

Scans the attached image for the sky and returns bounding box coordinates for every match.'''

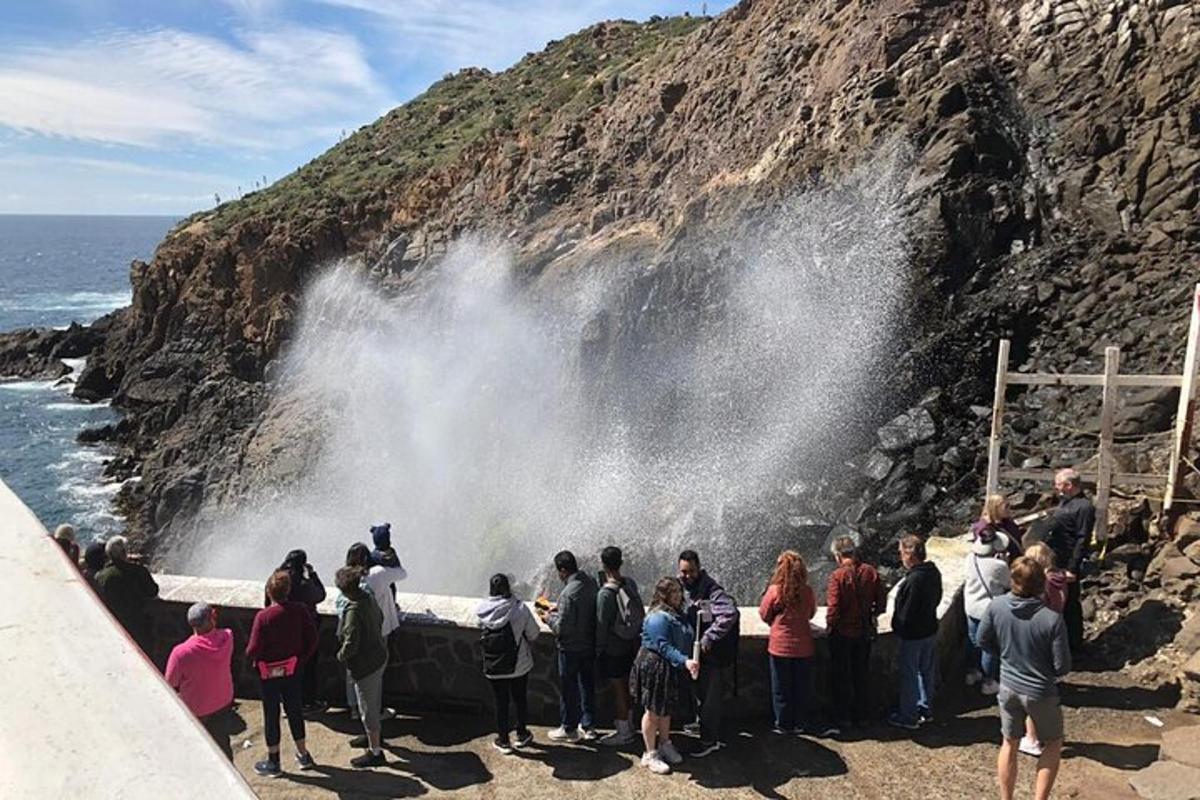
[0,0,734,216]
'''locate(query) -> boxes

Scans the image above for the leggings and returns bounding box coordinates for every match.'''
[489,674,530,737]
[261,673,306,750]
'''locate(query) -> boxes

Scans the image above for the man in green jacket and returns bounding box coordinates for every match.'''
[336,567,388,768]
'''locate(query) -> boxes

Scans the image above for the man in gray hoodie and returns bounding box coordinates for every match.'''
[977,557,1071,800]
[537,550,598,742]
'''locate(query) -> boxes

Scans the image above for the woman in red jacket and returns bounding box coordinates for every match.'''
[758,550,816,734]
[246,570,319,778]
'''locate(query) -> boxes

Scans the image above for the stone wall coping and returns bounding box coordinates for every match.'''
[154,534,971,638]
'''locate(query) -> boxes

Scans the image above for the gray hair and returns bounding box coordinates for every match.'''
[1055,468,1081,486]
[105,535,128,562]
[186,602,214,631]
[53,524,76,543]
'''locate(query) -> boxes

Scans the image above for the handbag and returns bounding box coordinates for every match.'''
[257,655,299,680]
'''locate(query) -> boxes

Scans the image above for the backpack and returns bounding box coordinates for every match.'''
[605,580,646,642]
[480,620,519,676]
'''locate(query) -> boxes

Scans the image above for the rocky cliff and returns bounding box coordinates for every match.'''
[6,0,1197,567]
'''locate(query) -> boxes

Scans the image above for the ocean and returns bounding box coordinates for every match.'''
[0,215,176,542]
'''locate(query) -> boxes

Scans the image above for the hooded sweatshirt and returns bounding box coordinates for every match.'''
[475,595,541,679]
[1043,569,1068,614]
[977,593,1071,698]
[165,628,234,718]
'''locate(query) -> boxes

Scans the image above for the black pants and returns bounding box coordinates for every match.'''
[1064,580,1084,651]
[301,656,319,705]
[829,633,872,724]
[695,663,730,744]
[200,708,235,761]
[489,674,530,738]
[261,673,306,750]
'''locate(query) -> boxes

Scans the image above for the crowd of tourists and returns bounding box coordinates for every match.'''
[54,468,1095,800]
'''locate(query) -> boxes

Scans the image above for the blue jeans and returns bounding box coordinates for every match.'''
[768,654,811,730]
[897,635,938,723]
[557,650,595,731]
[966,616,998,680]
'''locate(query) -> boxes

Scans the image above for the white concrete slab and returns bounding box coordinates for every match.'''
[0,480,255,799]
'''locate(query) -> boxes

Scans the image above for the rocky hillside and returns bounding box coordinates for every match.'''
[3,0,1197,567]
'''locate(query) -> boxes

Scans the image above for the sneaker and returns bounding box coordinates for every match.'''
[658,740,683,765]
[683,721,701,736]
[917,707,934,724]
[492,737,514,754]
[513,729,534,748]
[691,740,725,758]
[965,669,983,687]
[886,713,920,731]
[810,723,840,737]
[641,751,671,775]
[547,726,582,743]
[599,728,638,746]
[253,759,282,778]
[771,724,790,735]
[295,752,316,771]
[380,707,396,721]
[581,727,599,742]
[350,750,386,769]
[980,679,1000,696]
[1019,735,1044,757]
[349,734,370,749]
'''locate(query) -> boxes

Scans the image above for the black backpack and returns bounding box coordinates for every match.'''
[481,621,519,676]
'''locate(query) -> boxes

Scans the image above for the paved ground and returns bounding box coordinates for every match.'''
[229,670,1192,800]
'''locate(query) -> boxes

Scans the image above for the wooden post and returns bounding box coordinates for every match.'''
[1165,282,1200,517]
[1094,346,1120,547]
[986,339,1011,497]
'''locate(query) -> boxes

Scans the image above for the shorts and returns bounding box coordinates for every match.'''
[597,642,639,680]
[998,686,1063,742]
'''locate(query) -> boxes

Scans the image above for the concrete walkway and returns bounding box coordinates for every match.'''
[230,670,1190,799]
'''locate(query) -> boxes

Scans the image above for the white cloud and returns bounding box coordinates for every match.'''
[0,25,391,150]
[0,154,239,186]
[312,0,640,71]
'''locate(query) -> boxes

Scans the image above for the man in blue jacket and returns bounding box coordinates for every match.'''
[678,549,740,757]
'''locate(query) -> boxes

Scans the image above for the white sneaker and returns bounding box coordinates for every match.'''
[1019,735,1044,757]
[658,740,683,765]
[683,721,701,736]
[599,728,638,747]
[581,727,599,741]
[547,726,582,743]
[641,751,671,774]
[981,679,1000,696]
[965,669,983,686]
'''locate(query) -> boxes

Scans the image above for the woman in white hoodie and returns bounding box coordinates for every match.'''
[963,528,1012,695]
[476,574,541,753]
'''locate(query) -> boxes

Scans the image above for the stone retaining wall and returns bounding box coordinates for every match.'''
[145,537,969,725]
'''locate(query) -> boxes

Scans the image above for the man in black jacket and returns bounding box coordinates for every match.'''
[888,534,942,731]
[1047,468,1094,652]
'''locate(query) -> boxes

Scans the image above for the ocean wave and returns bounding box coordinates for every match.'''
[0,379,57,391]
[49,448,111,471]
[45,401,111,411]
[60,478,123,498]
[0,291,130,314]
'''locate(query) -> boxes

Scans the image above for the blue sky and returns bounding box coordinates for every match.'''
[0,0,733,216]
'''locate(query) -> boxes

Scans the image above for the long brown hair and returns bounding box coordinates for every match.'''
[650,576,684,613]
[769,550,809,609]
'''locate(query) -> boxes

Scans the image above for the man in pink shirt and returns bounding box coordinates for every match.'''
[166,602,236,759]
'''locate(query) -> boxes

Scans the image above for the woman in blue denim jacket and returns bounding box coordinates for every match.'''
[629,577,700,775]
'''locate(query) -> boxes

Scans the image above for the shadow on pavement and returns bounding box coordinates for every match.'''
[1061,681,1180,712]
[1078,600,1183,672]
[673,729,848,798]
[513,741,634,781]
[382,745,492,792]
[1062,741,1159,771]
[283,761,428,799]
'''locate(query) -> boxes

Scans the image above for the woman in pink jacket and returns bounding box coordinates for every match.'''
[758,550,816,734]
